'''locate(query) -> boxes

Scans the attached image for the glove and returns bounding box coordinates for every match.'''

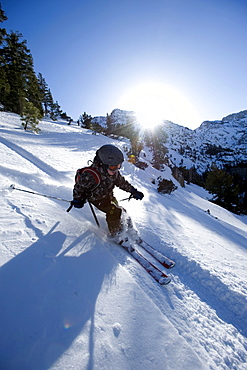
[131,188,144,200]
[71,199,86,208]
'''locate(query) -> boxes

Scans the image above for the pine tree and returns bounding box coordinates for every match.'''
[0,7,64,120]
[0,31,42,115]
[122,115,141,156]
[20,100,43,133]
[60,111,72,123]
[26,70,43,114]
[105,113,113,135]
[37,72,50,115]
[45,89,55,116]
[0,5,9,107]
[79,112,92,129]
[91,120,103,134]
[49,101,62,121]
[205,166,240,211]
[144,124,168,170]
[0,4,7,43]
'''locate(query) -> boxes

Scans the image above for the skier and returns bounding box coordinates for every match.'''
[71,144,144,242]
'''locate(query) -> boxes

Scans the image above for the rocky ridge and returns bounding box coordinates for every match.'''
[93,108,247,175]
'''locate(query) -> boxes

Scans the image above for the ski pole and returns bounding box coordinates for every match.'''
[120,194,133,202]
[66,198,100,228]
[66,203,74,212]
[10,184,71,203]
[87,200,100,228]
[10,184,100,227]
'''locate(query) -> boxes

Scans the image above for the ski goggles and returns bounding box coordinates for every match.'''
[108,164,121,172]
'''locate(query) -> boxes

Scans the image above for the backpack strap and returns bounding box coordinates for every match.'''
[75,167,101,192]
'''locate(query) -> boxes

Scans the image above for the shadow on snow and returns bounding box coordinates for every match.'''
[0,221,116,370]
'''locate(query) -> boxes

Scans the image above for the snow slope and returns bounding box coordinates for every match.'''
[0,112,247,370]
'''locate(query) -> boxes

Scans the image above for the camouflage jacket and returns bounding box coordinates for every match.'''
[73,164,135,204]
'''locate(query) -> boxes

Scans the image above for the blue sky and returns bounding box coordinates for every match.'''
[1,0,247,129]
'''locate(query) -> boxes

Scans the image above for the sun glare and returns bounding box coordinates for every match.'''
[117,82,201,129]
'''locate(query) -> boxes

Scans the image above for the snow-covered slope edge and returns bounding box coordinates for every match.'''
[0,112,246,370]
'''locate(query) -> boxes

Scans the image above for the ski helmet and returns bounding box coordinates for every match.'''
[96,145,124,166]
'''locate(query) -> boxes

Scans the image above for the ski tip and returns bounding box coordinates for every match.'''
[159,276,171,285]
[167,261,175,269]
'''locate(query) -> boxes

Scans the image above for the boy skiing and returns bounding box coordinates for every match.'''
[71,144,144,243]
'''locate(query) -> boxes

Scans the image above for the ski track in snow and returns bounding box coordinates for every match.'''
[0,136,69,182]
[1,113,247,370]
[106,234,247,370]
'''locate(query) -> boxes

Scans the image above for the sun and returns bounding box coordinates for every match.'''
[117,82,201,129]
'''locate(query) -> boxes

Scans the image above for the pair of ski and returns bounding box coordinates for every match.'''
[117,238,175,285]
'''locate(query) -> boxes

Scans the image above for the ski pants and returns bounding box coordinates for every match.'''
[92,197,122,233]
